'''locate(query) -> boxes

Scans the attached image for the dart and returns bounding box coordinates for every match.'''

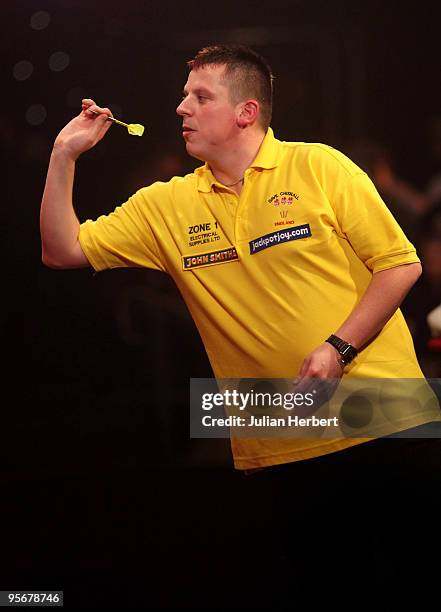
[89,109,145,136]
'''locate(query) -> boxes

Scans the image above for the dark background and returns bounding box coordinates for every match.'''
[2,0,441,608]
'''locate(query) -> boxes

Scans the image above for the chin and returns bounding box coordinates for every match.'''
[185,142,206,162]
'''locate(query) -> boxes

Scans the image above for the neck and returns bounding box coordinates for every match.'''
[208,129,266,189]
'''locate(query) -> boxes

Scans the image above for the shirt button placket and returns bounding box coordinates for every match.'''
[235,170,251,243]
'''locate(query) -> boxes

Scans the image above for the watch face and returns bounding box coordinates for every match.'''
[342,347,357,363]
[326,336,357,363]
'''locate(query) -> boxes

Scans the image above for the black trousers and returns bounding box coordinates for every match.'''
[238,424,441,606]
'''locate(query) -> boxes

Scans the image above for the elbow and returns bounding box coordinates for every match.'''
[406,262,422,288]
[41,255,58,269]
[41,250,65,269]
[412,262,423,281]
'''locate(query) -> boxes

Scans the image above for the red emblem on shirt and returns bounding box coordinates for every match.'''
[267,191,299,206]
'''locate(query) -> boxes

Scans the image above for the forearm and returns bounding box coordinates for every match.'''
[297,262,422,379]
[40,99,113,268]
[40,145,80,266]
[334,263,422,349]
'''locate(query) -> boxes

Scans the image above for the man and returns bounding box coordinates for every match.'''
[41,45,440,595]
[41,44,439,468]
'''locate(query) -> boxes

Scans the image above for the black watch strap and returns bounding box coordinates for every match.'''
[325,334,358,365]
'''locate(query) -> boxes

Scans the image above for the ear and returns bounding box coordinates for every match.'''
[236,99,260,128]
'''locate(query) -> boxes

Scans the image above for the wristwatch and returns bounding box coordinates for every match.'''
[325,334,358,365]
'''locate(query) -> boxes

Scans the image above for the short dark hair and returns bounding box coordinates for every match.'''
[187,44,274,131]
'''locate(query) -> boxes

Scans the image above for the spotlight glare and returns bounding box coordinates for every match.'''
[26,104,47,126]
[49,51,70,72]
[13,60,34,81]
[30,11,51,30]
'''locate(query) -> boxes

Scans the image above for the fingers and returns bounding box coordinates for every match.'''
[81,99,113,120]
[81,98,95,115]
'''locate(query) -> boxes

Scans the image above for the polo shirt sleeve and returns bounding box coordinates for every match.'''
[78,187,167,273]
[334,171,420,273]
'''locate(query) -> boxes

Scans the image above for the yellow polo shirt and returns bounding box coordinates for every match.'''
[79,128,441,468]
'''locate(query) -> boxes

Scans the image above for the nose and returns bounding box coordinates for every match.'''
[176,97,191,117]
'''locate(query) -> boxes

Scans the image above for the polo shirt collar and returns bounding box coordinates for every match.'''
[195,127,281,192]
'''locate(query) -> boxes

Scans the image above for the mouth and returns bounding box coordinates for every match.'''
[182,126,196,136]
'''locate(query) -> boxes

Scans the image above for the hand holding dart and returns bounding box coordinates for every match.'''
[82,99,145,136]
[89,109,145,136]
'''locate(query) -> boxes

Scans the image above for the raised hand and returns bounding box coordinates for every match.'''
[53,98,113,160]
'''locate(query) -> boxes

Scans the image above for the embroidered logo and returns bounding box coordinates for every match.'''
[267,191,299,206]
[274,207,296,227]
[187,220,221,248]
